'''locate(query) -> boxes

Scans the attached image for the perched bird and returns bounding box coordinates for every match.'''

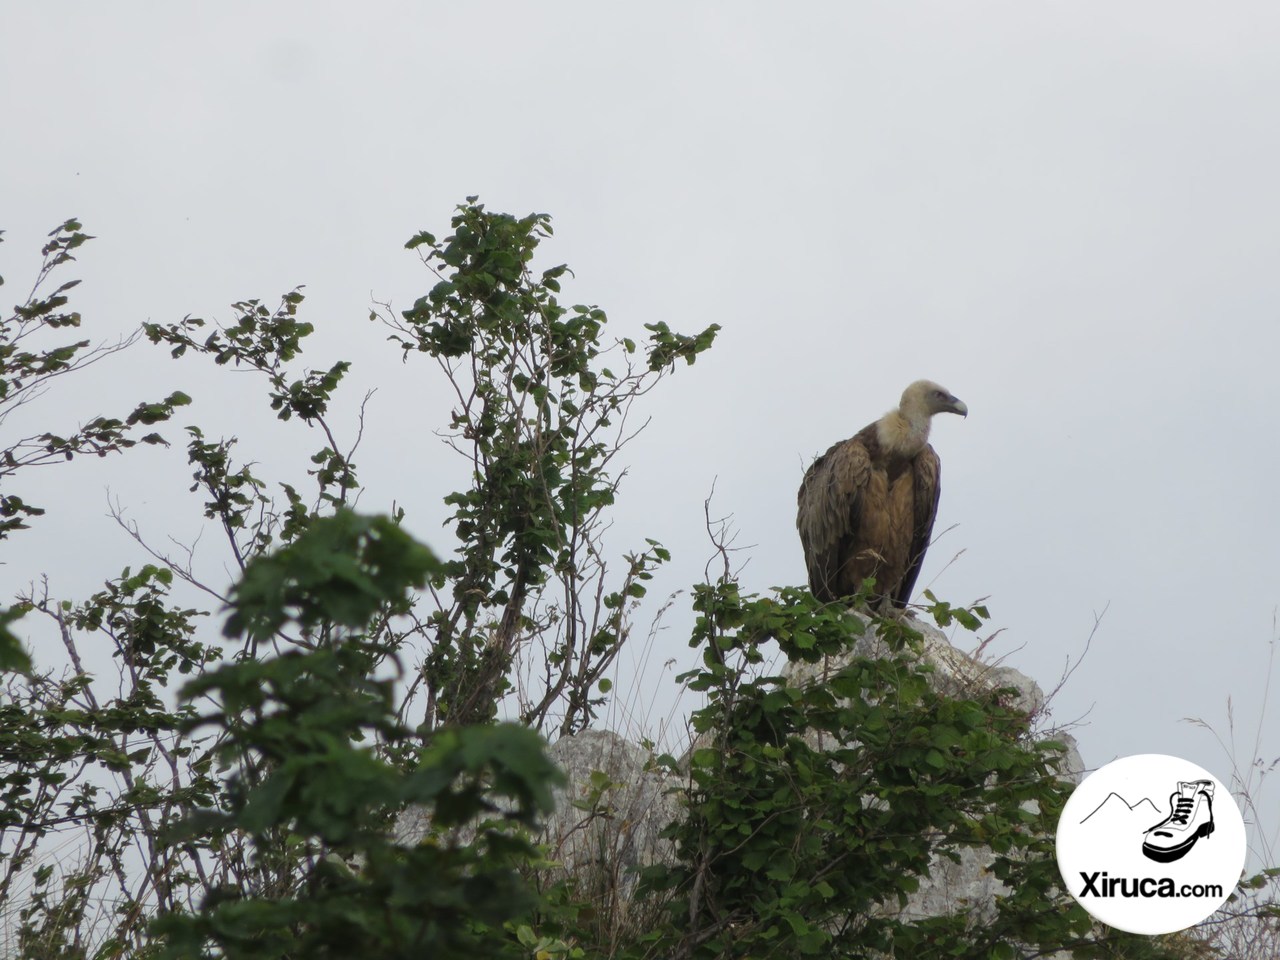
[797,380,967,608]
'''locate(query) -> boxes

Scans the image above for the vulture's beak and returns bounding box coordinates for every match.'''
[950,397,968,418]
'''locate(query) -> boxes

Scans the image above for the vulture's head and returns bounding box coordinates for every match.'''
[902,380,968,419]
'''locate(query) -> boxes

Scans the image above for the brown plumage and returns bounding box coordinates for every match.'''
[797,380,967,607]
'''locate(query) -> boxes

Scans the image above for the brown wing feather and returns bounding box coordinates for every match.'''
[894,444,941,606]
[797,436,872,602]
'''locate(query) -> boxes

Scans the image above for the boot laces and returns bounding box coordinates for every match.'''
[1170,795,1195,825]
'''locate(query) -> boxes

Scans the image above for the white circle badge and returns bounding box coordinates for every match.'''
[1056,754,1246,935]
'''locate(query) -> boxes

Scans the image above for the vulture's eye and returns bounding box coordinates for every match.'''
[934,390,946,399]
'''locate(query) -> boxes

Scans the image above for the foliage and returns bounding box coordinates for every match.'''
[151,511,565,959]
[0,605,30,673]
[222,509,442,642]
[382,199,718,732]
[0,564,218,958]
[0,220,189,671]
[142,285,364,569]
[628,585,1188,959]
[0,202,1268,960]
[0,201,715,957]
[0,219,190,532]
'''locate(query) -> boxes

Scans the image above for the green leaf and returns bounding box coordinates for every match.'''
[690,747,719,769]
[0,604,33,673]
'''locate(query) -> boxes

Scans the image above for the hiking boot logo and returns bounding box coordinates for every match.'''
[1142,780,1215,863]
[1056,754,1246,936]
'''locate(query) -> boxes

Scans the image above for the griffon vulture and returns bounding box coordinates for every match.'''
[797,380,967,607]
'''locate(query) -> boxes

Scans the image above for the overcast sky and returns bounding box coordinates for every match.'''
[4,3,1279,863]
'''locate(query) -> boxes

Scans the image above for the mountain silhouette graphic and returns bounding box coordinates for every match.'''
[1080,792,1162,826]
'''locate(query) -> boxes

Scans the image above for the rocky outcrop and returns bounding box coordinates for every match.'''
[537,728,682,900]
[786,611,1084,784]
[786,612,1082,928]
